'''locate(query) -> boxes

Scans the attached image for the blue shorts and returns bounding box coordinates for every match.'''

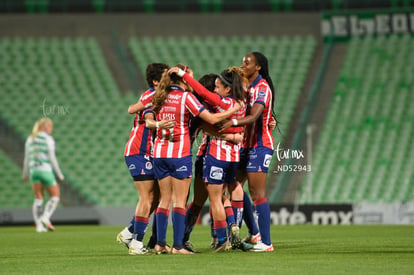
[203,154,238,185]
[239,147,274,173]
[153,156,193,179]
[125,154,154,181]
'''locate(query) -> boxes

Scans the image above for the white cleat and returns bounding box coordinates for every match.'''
[242,233,261,245]
[116,227,133,248]
[250,241,274,252]
[40,217,55,231]
[128,239,149,255]
[36,223,47,233]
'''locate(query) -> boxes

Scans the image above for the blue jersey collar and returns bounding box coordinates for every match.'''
[170,85,185,92]
[250,75,263,88]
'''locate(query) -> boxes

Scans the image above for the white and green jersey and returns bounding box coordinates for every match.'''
[22,131,64,180]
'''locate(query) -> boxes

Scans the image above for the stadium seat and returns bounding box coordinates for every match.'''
[299,34,414,204]
[0,149,33,208]
[0,37,137,207]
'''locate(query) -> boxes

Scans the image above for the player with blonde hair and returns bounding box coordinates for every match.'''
[22,118,64,232]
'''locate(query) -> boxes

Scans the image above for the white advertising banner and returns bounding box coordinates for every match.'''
[354,203,414,224]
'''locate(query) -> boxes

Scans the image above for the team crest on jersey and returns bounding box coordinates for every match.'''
[263,154,272,168]
[145,162,152,170]
[209,166,223,180]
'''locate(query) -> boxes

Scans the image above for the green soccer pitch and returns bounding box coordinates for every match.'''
[0,225,413,274]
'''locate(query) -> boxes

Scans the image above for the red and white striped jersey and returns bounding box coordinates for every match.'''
[153,85,205,158]
[207,99,245,162]
[183,73,246,162]
[196,133,209,157]
[124,88,154,157]
[244,75,275,150]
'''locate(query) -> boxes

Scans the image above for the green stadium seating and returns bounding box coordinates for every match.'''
[0,149,33,208]
[299,34,414,204]
[0,37,138,207]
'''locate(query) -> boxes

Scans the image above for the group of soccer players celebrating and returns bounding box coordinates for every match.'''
[117,51,276,254]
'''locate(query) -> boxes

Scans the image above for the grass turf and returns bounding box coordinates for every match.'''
[0,225,413,274]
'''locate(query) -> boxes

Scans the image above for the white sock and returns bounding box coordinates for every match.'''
[122,227,133,239]
[42,196,60,220]
[32,199,43,225]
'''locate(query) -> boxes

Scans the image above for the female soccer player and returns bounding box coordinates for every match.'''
[221,52,276,252]
[22,118,64,233]
[170,66,247,252]
[183,74,244,252]
[117,63,175,255]
[148,64,242,254]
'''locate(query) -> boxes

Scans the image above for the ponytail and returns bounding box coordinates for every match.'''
[252,52,280,133]
[252,52,275,102]
[152,69,170,113]
[152,64,191,113]
[31,117,52,138]
[219,66,245,103]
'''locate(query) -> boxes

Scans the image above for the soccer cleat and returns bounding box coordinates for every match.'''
[116,227,133,249]
[230,225,241,249]
[239,242,254,251]
[36,223,47,233]
[128,239,149,255]
[40,217,55,231]
[210,238,218,249]
[214,241,232,253]
[172,247,194,255]
[183,241,197,253]
[154,244,171,255]
[250,241,274,252]
[242,233,261,245]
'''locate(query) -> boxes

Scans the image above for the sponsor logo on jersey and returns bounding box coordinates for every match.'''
[164,106,177,112]
[258,91,266,98]
[209,166,223,180]
[168,94,182,100]
[161,113,176,120]
[129,164,136,170]
[258,88,266,100]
